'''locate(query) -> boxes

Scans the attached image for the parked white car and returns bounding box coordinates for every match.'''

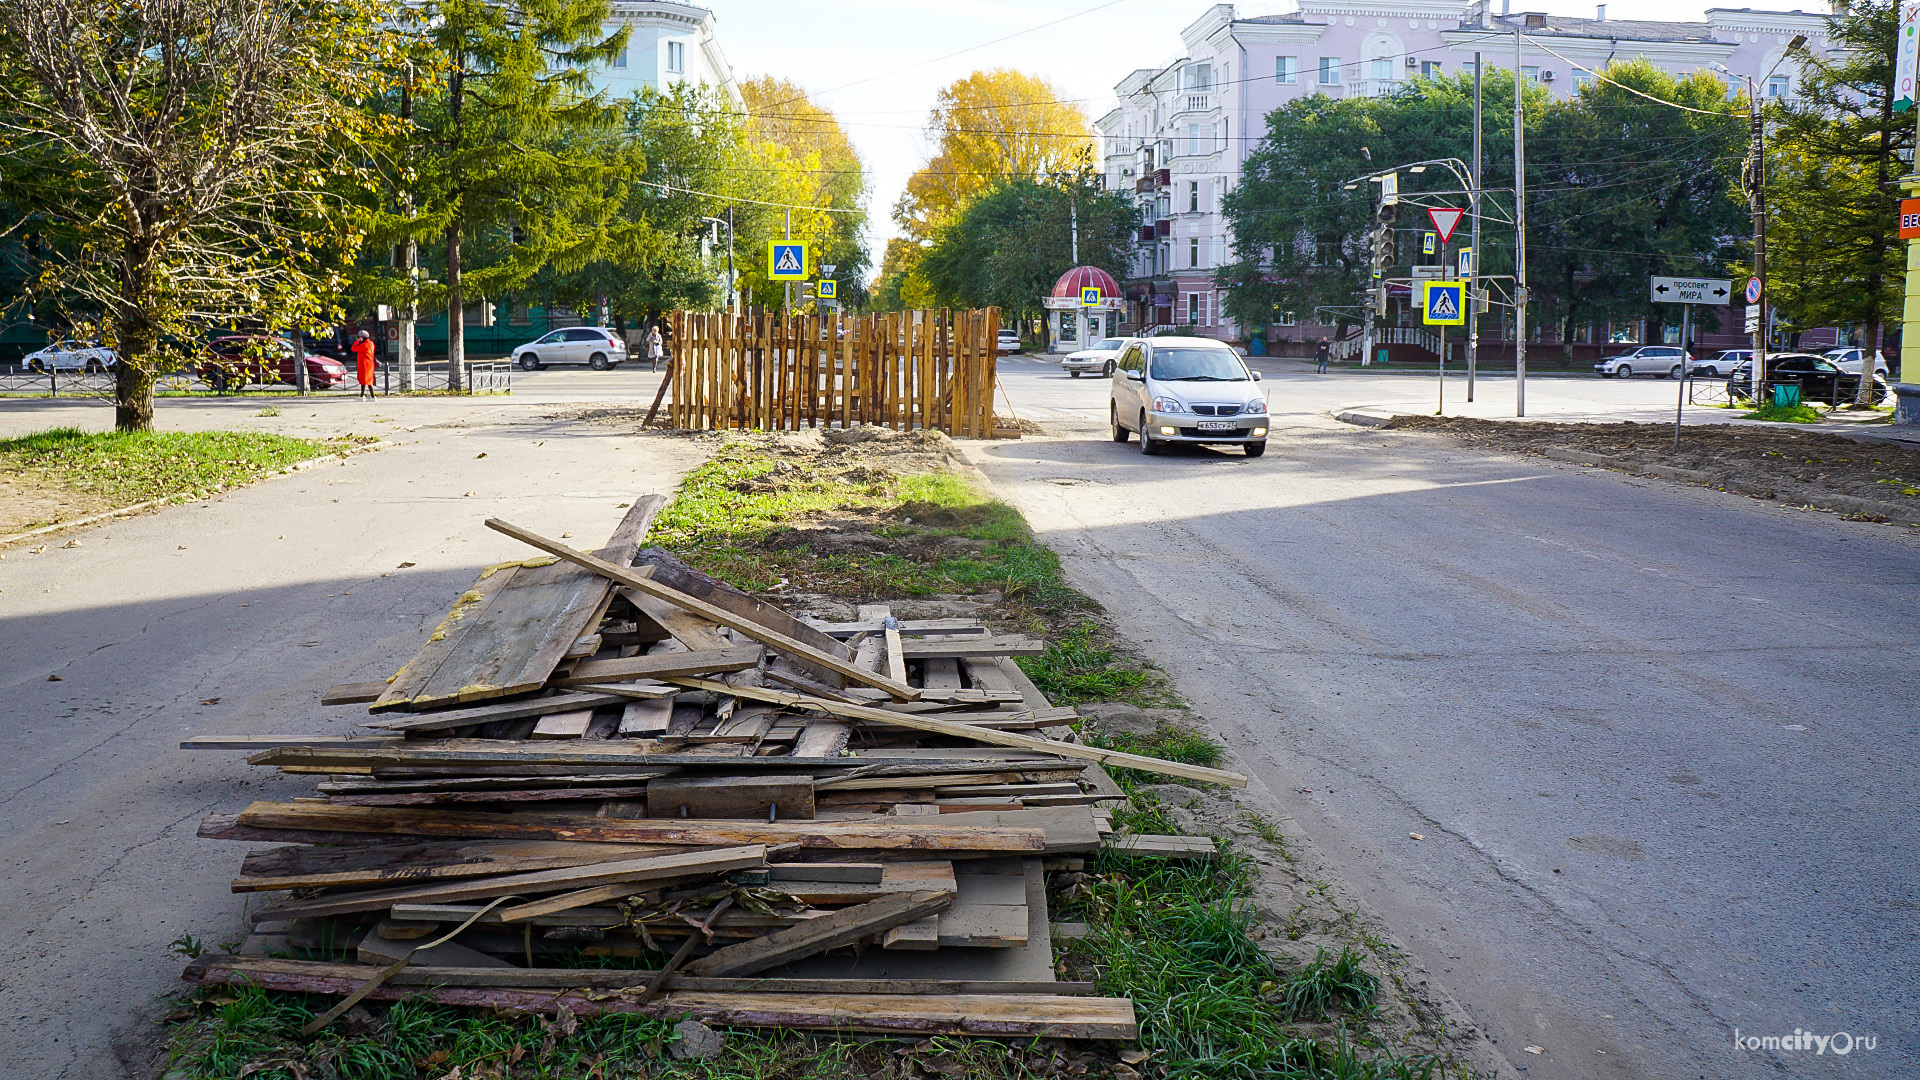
[23,339,117,373]
[1062,337,1125,378]
[1688,349,1749,378]
[1822,347,1888,376]
[1594,345,1688,379]
[1109,336,1268,457]
[511,326,628,370]
[997,329,1022,355]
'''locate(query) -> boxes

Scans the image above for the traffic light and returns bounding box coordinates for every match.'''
[1372,286,1389,316]
[1369,199,1396,280]
[479,300,496,328]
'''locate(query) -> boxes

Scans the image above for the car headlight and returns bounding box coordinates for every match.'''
[1151,397,1186,413]
[1245,399,1267,415]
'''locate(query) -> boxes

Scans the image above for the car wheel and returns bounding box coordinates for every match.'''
[1111,403,1129,443]
[519,354,539,371]
[589,353,609,371]
[1138,413,1162,456]
[1245,441,1267,458]
[1669,365,1683,379]
[1104,360,1116,377]
[1616,364,1632,378]
[1069,370,1081,378]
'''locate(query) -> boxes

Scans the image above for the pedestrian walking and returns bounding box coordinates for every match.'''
[1314,336,1330,374]
[352,329,377,399]
[646,324,664,372]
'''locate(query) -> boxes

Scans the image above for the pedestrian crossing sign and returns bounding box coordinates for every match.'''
[817,279,836,299]
[1420,280,1466,326]
[768,242,807,280]
[1080,286,1102,307]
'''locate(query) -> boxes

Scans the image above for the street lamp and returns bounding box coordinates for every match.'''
[1714,35,1807,398]
[702,213,736,312]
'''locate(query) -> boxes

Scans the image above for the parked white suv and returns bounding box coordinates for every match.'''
[511,327,628,370]
[1822,347,1888,376]
[1109,336,1268,457]
[1594,345,1687,379]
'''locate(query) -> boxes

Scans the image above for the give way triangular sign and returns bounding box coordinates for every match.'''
[1427,208,1466,244]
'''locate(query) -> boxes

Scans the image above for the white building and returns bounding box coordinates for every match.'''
[1097,1,1837,341]
[587,0,740,104]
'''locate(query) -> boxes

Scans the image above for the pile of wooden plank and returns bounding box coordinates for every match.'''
[183,495,1242,1043]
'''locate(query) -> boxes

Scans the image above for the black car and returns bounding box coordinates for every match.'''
[1729,353,1887,405]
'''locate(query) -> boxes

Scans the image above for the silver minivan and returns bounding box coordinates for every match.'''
[1109,336,1268,457]
[512,326,628,370]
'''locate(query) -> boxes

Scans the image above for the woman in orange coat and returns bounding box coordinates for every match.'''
[352,330,377,398]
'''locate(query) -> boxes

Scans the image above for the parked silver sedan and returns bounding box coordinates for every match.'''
[1109,336,1268,457]
[1062,338,1125,378]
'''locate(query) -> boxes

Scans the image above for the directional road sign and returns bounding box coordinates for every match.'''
[1744,308,1761,333]
[817,279,837,299]
[1901,198,1920,239]
[1649,276,1732,305]
[1080,285,1102,307]
[1427,207,1466,244]
[1744,276,1763,305]
[1411,265,1445,280]
[1420,280,1466,326]
[768,242,808,280]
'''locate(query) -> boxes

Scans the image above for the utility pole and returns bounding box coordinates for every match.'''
[1071,198,1080,264]
[1467,51,1482,402]
[1513,28,1529,417]
[1747,92,1768,394]
[397,60,417,391]
[726,206,735,313]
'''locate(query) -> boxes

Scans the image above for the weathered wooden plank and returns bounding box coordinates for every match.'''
[901,636,1048,659]
[621,588,730,651]
[321,681,388,706]
[636,549,853,664]
[1106,834,1218,859]
[359,692,626,734]
[326,786,665,808]
[618,696,675,736]
[664,679,1249,788]
[530,708,596,740]
[789,719,850,758]
[646,776,815,819]
[232,839,675,893]
[487,522,916,700]
[683,891,954,977]
[809,618,988,638]
[551,646,762,687]
[231,801,1048,852]
[179,736,403,751]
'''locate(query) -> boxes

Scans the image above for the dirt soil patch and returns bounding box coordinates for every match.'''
[1388,416,1920,506]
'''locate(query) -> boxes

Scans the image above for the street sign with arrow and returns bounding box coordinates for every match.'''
[1649,276,1731,306]
[1427,207,1465,244]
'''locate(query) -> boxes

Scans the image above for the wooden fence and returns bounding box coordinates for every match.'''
[667,308,1002,437]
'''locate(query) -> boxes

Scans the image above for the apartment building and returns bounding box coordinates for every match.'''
[586,0,741,104]
[1098,2,1837,341]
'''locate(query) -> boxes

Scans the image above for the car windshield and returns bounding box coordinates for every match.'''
[1150,347,1247,381]
[1094,338,1125,350]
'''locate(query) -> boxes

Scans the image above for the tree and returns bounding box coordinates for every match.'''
[1769,0,1909,399]
[0,0,397,431]
[917,171,1136,325]
[734,78,869,312]
[396,0,632,388]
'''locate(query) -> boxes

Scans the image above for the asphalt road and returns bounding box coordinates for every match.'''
[0,385,700,1077]
[977,362,1919,1079]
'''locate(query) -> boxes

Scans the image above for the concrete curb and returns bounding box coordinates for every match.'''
[1332,410,1405,428]
[1541,446,1920,526]
[0,442,380,549]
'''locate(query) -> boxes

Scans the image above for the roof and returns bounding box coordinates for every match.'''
[1489,14,1714,41]
[1051,266,1123,300]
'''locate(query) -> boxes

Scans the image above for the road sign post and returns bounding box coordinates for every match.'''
[1422,280,1466,414]
[768,242,807,280]
[1650,275,1727,445]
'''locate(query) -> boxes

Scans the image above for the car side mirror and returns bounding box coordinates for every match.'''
[1252,371,1263,381]
[1126,370,1144,381]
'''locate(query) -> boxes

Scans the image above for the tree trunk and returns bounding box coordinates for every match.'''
[1860,84,1897,407]
[446,218,464,393]
[113,242,158,433]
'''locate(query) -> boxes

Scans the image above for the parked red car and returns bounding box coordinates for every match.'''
[198,335,347,391]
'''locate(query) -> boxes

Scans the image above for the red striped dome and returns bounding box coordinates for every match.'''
[1050,266,1122,300]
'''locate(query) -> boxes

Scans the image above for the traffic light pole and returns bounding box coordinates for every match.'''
[1514,27,1528,417]
[1467,50,1482,402]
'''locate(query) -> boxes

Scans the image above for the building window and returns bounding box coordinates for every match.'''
[1189,237,1200,268]
[1188,124,1200,155]
[1276,56,1298,83]
[612,47,627,69]
[1767,74,1789,98]
[1521,65,1540,83]
[1319,57,1340,85]
[1371,57,1392,80]
[1188,293,1201,324]
[1421,60,1442,77]
[667,41,684,73]
[1188,181,1199,213]
[1572,70,1592,90]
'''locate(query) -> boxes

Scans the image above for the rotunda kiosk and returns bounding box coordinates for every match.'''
[1043,266,1124,353]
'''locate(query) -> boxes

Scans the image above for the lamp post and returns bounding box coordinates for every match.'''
[1715,37,1805,401]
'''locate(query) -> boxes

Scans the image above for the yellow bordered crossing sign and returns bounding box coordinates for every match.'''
[1420,280,1466,326]
[817,279,837,300]
[768,242,807,280]
[1080,285,1102,307]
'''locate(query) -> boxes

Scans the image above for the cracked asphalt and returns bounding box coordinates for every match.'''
[0,379,702,1077]
[976,362,1919,1079]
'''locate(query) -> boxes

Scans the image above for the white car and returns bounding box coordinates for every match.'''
[1109,336,1268,457]
[511,326,628,370]
[997,330,1022,355]
[23,339,117,373]
[1062,337,1126,378]
[1594,345,1688,379]
[1822,347,1888,376]
[1689,349,1749,378]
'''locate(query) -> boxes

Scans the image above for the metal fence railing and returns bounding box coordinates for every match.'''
[0,362,511,397]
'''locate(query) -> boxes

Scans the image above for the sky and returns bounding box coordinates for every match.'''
[708,0,1737,269]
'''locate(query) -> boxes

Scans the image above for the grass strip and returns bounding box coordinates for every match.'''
[0,427,366,524]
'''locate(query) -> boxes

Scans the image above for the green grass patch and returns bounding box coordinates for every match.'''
[1083,721,1226,791]
[0,427,364,520]
[1017,622,1174,708]
[1740,402,1825,423]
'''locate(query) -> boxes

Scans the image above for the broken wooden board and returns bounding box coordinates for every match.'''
[232,838,679,893]
[900,636,1048,659]
[231,801,1048,853]
[646,776,815,820]
[180,958,1136,1038]
[320,681,389,706]
[1106,834,1218,859]
[485,520,917,701]
[530,708,596,740]
[637,548,855,669]
[550,646,763,688]
[620,588,729,651]
[359,691,627,735]
[375,496,666,713]
[683,890,954,977]
[618,697,674,736]
[357,935,512,969]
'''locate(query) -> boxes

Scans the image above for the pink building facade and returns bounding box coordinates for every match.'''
[1098,2,1840,343]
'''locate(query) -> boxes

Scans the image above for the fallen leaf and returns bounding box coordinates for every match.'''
[463,491,476,497]
[178,545,187,550]
[615,502,630,508]
[47,674,63,681]
[30,545,47,554]
[62,539,81,548]
[560,532,572,538]
[201,698,221,706]
[1409,832,1426,841]
[1118,1048,1151,1065]
[1524,1045,1545,1055]
[475,452,487,458]
[398,561,416,568]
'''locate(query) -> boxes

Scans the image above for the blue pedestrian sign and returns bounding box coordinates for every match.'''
[817,279,837,300]
[1080,285,1102,307]
[768,242,808,280]
[1420,280,1466,326]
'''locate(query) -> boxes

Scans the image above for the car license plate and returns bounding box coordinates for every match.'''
[1196,421,1236,432]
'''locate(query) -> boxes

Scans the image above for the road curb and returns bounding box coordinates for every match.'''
[1332,410,1405,428]
[1541,446,1920,526]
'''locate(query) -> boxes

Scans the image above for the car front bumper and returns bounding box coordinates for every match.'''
[1146,412,1268,442]
[1061,359,1105,372]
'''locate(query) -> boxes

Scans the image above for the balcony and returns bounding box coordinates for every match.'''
[1344,78,1403,99]
[1174,93,1213,114]
[1137,225,1156,244]
[1136,175,1156,194]
[1153,167,1170,189]
[1154,218,1172,238]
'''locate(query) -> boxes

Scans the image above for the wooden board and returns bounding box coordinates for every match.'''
[901,636,1047,659]
[1106,834,1218,858]
[359,691,626,734]
[485,520,917,701]
[621,588,729,651]
[618,697,674,736]
[232,839,676,893]
[530,708,596,739]
[647,776,814,819]
[377,496,667,712]
[182,958,1137,1038]
[635,548,855,665]
[232,801,1048,852]
[550,645,763,687]
[321,681,388,706]
[790,719,850,758]
[683,891,954,977]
